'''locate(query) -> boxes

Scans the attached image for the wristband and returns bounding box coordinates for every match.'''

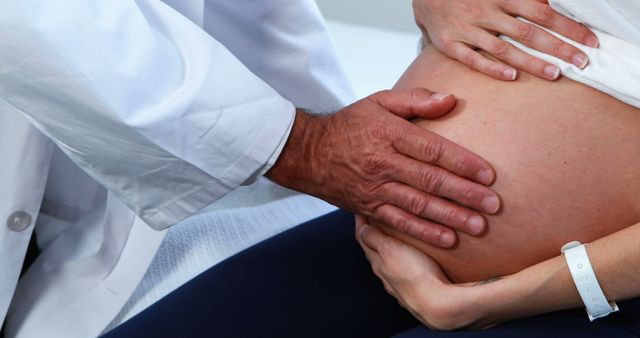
[561,241,618,321]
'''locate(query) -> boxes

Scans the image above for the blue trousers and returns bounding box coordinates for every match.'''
[103,210,640,338]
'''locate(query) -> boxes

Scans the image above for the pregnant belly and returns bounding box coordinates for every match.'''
[382,46,640,283]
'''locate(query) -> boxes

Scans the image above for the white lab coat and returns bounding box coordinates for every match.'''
[0,0,354,337]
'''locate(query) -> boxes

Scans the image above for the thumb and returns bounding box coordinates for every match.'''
[367,88,457,120]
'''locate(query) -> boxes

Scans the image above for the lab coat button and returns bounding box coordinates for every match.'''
[7,211,32,232]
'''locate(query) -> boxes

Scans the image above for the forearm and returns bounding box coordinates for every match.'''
[0,1,296,230]
[473,222,640,327]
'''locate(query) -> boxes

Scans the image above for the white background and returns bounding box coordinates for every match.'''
[316,0,417,33]
[315,0,422,98]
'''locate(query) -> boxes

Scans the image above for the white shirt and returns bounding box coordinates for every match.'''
[0,0,355,337]
[505,0,640,108]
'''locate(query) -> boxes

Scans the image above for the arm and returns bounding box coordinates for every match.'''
[356,218,640,330]
[471,221,640,328]
[0,1,500,245]
[412,0,599,81]
[0,1,296,230]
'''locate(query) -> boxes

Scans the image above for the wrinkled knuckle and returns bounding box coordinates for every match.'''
[443,207,461,226]
[393,215,412,233]
[515,23,536,42]
[490,39,511,59]
[453,156,471,175]
[409,195,431,217]
[421,169,445,193]
[421,137,444,163]
[362,181,384,199]
[357,191,382,215]
[535,4,555,24]
[367,202,388,220]
[459,184,478,204]
[362,156,385,175]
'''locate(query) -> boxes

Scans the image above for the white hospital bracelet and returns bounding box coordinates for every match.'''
[561,241,619,321]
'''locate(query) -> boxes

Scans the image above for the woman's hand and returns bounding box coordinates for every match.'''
[357,217,640,330]
[413,0,599,81]
[355,217,498,330]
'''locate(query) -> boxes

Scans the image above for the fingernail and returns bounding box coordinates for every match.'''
[503,68,517,81]
[432,93,452,101]
[475,169,494,185]
[481,195,501,214]
[585,35,599,48]
[439,231,456,247]
[544,65,560,80]
[571,53,588,69]
[467,216,485,235]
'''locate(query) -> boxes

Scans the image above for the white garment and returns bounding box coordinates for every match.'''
[0,0,354,337]
[107,20,420,329]
[6,148,166,338]
[0,103,52,331]
[504,0,640,108]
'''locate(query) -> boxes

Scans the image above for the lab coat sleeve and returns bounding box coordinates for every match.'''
[0,0,296,230]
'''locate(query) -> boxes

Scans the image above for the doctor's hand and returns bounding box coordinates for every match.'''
[267,88,500,248]
[413,0,599,81]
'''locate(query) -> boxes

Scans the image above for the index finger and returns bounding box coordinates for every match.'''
[391,122,496,186]
[501,0,598,48]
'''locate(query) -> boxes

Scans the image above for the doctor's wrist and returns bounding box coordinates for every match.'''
[266,109,329,193]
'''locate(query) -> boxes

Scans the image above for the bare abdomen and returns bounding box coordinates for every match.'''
[382,46,640,283]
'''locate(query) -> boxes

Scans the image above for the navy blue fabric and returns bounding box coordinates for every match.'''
[394,299,640,338]
[103,210,419,338]
[103,210,640,338]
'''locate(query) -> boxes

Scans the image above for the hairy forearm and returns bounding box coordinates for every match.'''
[472,222,640,327]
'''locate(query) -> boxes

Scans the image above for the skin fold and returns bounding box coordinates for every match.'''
[378,45,640,283]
